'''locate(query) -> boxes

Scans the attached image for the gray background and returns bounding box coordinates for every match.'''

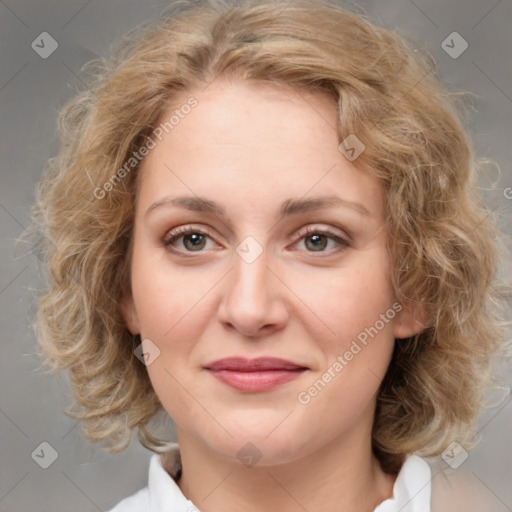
[1,0,511,510]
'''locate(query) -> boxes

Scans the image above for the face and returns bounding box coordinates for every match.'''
[122,79,424,465]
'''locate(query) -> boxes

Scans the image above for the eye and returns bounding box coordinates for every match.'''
[292,225,351,254]
[163,224,351,255]
[163,225,218,253]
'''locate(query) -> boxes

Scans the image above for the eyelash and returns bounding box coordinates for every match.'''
[162,224,351,256]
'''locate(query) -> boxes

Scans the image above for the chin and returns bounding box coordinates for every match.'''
[202,421,309,467]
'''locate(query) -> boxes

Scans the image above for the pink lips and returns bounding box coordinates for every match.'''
[204,357,308,392]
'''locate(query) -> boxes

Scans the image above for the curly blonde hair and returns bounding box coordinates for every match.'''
[28,0,511,475]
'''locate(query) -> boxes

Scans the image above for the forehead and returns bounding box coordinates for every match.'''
[164,79,338,146]
[135,79,383,221]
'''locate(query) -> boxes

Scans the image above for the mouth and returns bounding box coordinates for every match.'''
[203,357,308,392]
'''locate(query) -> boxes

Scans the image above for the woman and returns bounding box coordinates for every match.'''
[30,0,511,510]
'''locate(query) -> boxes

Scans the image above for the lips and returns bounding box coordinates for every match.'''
[204,357,308,392]
[204,357,307,372]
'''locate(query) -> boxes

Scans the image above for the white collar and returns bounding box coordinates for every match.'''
[147,443,198,511]
[374,454,431,511]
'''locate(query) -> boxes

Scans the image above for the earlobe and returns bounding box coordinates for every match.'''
[120,293,141,335]
[392,300,431,339]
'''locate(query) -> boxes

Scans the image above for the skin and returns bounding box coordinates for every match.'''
[122,78,427,512]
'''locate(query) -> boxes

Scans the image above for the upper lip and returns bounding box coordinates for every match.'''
[204,357,308,372]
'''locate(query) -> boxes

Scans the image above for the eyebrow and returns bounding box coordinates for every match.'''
[144,194,371,221]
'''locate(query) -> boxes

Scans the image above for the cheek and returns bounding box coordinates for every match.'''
[132,260,209,418]
[130,258,218,417]
[300,262,394,338]
[131,248,212,338]
[303,258,396,389]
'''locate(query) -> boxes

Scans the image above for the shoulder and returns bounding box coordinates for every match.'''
[104,452,159,512]
[105,443,189,512]
[426,456,503,512]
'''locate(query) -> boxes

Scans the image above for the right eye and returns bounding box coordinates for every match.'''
[163,225,220,253]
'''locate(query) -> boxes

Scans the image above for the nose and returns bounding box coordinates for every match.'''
[217,248,289,338]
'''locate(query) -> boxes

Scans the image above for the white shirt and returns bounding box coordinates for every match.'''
[106,442,432,512]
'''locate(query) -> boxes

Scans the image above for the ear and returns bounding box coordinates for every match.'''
[392,300,431,339]
[120,292,141,335]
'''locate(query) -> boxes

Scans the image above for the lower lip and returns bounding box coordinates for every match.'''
[207,369,305,392]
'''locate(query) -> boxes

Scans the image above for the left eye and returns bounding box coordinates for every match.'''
[293,226,350,253]
[163,226,350,254]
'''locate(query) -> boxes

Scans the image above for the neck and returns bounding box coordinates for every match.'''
[173,425,397,512]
